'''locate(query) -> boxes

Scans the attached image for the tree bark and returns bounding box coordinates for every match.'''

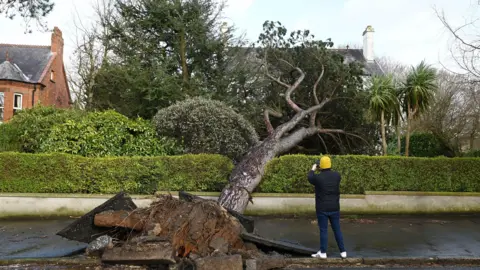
[179,28,189,90]
[405,102,412,157]
[396,122,401,155]
[217,137,279,213]
[381,110,387,156]
[218,126,336,213]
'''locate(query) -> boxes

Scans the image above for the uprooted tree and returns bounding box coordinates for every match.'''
[218,21,366,213]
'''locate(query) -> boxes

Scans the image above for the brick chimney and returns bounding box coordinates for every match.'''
[51,26,64,56]
[362,25,374,62]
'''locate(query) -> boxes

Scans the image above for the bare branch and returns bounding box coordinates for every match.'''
[285,65,305,113]
[264,108,283,135]
[310,64,325,126]
[263,51,304,113]
[265,73,291,88]
[317,134,328,153]
[435,8,480,51]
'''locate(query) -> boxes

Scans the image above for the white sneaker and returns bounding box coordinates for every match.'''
[340,251,347,258]
[311,251,327,258]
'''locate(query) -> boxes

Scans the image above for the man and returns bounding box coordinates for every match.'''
[308,156,347,259]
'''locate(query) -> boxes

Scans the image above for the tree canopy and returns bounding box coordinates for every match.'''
[0,0,54,31]
[245,21,376,154]
[87,0,247,119]
[153,97,259,161]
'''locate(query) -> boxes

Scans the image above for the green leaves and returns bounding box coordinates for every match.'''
[0,106,85,153]
[260,154,480,194]
[367,75,399,122]
[0,0,54,32]
[1,152,478,194]
[90,0,243,118]
[404,61,438,116]
[39,110,182,157]
[0,106,182,157]
[153,97,259,161]
[0,153,232,194]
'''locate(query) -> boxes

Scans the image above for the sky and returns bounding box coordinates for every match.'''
[0,0,479,71]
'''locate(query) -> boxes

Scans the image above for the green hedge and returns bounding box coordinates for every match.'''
[0,152,232,194]
[260,155,480,194]
[0,153,479,194]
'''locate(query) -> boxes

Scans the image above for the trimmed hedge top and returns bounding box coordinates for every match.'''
[0,153,479,194]
[0,152,232,194]
[260,155,480,194]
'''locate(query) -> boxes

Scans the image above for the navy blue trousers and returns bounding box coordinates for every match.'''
[316,211,346,253]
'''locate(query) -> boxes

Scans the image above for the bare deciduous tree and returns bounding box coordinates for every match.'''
[68,0,114,110]
[436,6,480,151]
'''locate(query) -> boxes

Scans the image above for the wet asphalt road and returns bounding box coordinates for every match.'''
[253,215,480,258]
[1,216,480,269]
[0,219,86,259]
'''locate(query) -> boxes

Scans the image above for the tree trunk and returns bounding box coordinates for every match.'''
[396,123,401,155]
[405,102,412,157]
[218,127,319,213]
[179,29,189,91]
[381,110,387,156]
[217,139,278,213]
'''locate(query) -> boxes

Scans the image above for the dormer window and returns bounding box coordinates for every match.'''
[50,70,55,82]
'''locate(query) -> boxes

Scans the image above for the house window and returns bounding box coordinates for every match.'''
[50,70,55,81]
[0,92,4,122]
[13,93,23,115]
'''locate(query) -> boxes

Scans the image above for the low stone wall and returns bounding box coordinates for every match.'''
[1,191,480,218]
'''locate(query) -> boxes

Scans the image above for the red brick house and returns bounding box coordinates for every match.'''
[0,27,71,123]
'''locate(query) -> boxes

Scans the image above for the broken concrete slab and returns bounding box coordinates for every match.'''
[178,191,255,233]
[57,192,138,243]
[241,232,316,256]
[194,254,243,270]
[245,256,287,270]
[102,242,176,266]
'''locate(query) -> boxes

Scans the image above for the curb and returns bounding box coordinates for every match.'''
[284,256,480,266]
[0,257,479,268]
[0,258,100,266]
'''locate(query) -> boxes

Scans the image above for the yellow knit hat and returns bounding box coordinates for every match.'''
[319,156,331,169]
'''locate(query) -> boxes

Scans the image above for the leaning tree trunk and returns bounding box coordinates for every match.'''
[380,110,387,156]
[217,137,278,213]
[217,126,318,213]
[218,58,351,213]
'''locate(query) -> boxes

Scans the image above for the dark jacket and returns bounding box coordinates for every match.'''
[308,169,341,212]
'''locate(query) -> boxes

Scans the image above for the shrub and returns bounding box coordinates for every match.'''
[0,106,85,153]
[0,153,232,194]
[40,110,182,157]
[153,97,259,161]
[400,133,449,157]
[463,150,480,157]
[260,155,480,194]
[1,153,479,194]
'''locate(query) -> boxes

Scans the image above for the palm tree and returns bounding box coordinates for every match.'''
[403,61,437,156]
[368,75,399,156]
[392,87,404,155]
